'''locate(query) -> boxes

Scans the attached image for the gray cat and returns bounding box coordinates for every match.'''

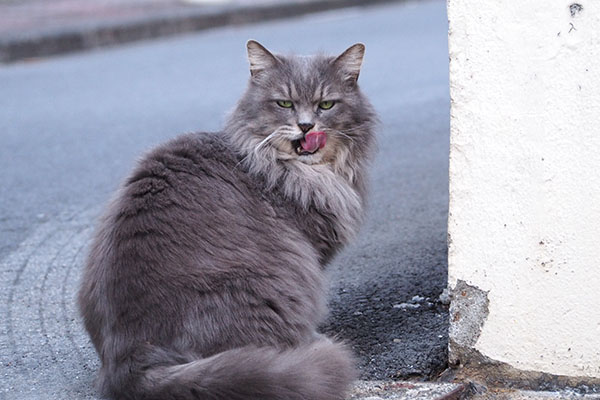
[78,40,377,400]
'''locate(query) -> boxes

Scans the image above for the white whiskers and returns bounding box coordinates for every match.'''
[234,126,295,170]
[254,130,279,154]
[323,128,356,142]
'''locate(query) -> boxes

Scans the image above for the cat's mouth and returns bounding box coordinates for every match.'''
[292,131,327,156]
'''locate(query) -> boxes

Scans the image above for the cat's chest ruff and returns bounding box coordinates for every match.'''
[278,161,364,246]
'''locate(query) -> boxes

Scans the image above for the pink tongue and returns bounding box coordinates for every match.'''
[300,131,327,153]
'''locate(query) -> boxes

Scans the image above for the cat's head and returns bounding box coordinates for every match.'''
[225,40,376,181]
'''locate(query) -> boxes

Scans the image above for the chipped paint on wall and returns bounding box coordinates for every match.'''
[448,280,489,365]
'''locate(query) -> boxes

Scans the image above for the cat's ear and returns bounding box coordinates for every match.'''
[333,43,365,84]
[246,40,278,77]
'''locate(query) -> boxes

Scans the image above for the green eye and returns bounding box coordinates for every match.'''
[277,100,293,108]
[318,100,335,110]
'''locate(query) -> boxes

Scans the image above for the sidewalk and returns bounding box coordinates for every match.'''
[0,0,403,62]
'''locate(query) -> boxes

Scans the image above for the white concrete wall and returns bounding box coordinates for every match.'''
[448,0,600,380]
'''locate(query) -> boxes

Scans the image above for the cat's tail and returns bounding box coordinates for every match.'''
[106,337,356,400]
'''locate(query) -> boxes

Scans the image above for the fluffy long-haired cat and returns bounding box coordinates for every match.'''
[78,40,376,400]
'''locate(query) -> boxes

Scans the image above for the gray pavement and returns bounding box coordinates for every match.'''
[0,1,451,398]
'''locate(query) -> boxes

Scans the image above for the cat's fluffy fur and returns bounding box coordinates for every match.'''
[78,40,377,400]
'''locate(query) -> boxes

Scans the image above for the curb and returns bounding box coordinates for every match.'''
[0,0,406,63]
[350,381,469,400]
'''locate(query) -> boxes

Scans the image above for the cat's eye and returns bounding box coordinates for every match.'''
[277,100,293,108]
[318,100,335,110]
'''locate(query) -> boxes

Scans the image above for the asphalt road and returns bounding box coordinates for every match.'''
[0,1,450,398]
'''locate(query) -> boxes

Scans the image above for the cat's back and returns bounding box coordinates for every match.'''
[91,131,294,273]
[123,132,249,215]
[79,132,323,354]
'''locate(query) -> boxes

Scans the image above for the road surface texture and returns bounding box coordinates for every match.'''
[0,1,450,398]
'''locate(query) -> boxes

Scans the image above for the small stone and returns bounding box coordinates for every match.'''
[393,303,420,310]
[438,288,451,305]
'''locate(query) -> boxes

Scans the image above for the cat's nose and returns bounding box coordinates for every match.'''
[297,122,315,133]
